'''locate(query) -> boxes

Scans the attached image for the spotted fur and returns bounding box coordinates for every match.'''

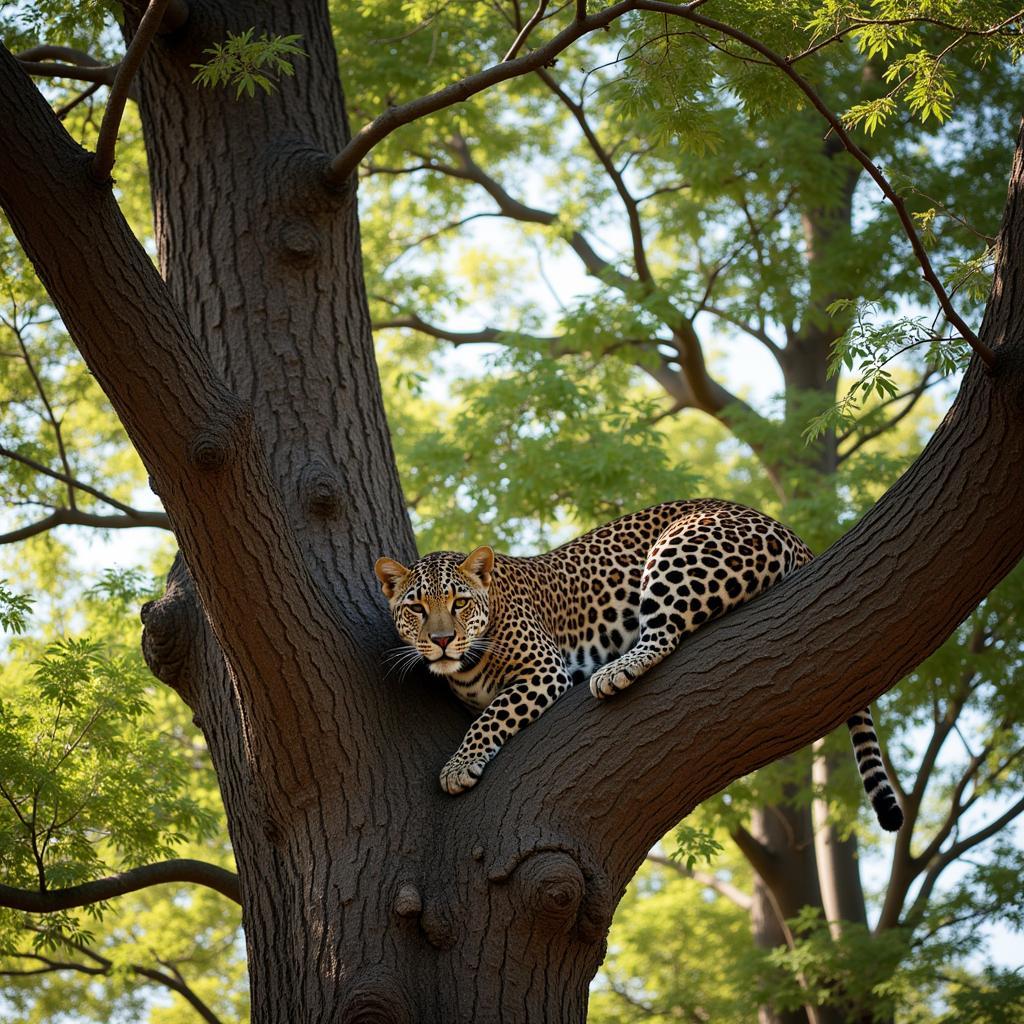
[376,499,902,830]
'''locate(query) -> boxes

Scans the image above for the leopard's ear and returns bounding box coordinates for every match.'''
[374,557,411,599]
[458,546,494,588]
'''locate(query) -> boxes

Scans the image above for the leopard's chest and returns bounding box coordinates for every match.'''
[445,556,646,707]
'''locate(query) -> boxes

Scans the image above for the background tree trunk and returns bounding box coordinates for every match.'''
[740,140,873,1022]
[3,2,1024,1020]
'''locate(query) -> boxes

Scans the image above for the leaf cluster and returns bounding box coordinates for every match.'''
[191,29,307,99]
[804,299,969,441]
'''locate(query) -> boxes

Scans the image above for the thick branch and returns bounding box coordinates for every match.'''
[0,858,240,911]
[16,60,119,87]
[451,122,1024,886]
[665,320,743,416]
[0,46,359,800]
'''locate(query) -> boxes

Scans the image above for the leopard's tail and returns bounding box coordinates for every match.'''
[847,708,903,831]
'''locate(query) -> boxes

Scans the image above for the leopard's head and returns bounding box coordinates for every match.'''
[374,547,493,676]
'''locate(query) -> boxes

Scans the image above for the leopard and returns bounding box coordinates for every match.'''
[375,499,903,831]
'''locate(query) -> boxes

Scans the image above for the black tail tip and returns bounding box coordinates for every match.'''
[877,803,904,832]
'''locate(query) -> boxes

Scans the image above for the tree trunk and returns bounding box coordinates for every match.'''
[3,4,1024,1020]
[747,799,823,1024]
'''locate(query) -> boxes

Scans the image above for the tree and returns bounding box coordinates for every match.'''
[355,4,1024,1020]
[1,2,1024,1021]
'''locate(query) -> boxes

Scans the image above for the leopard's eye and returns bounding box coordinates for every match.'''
[407,603,426,615]
[452,596,470,610]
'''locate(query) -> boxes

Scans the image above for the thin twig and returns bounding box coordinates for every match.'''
[504,0,551,60]
[0,442,153,517]
[7,317,77,508]
[56,81,103,120]
[646,851,753,910]
[789,9,1024,66]
[535,66,652,281]
[837,372,942,461]
[92,0,172,182]
[635,0,995,367]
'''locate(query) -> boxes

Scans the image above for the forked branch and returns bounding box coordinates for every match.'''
[504,0,552,61]
[0,442,161,519]
[324,0,683,186]
[1,941,225,1024]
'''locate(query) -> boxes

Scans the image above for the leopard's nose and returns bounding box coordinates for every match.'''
[431,632,455,650]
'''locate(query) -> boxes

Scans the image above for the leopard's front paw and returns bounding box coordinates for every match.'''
[439,752,488,795]
[589,661,635,700]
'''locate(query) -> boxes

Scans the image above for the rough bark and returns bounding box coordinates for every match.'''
[2,3,1024,1020]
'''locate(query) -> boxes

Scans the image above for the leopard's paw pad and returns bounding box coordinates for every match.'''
[589,663,634,700]
[439,755,487,795]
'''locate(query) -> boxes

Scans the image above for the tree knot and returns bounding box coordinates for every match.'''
[420,889,457,949]
[516,851,585,924]
[140,558,200,698]
[278,217,321,265]
[300,457,344,519]
[340,965,412,1024]
[489,842,612,942]
[187,397,251,472]
[392,882,422,918]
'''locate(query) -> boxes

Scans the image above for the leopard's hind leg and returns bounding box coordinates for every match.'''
[590,511,794,698]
